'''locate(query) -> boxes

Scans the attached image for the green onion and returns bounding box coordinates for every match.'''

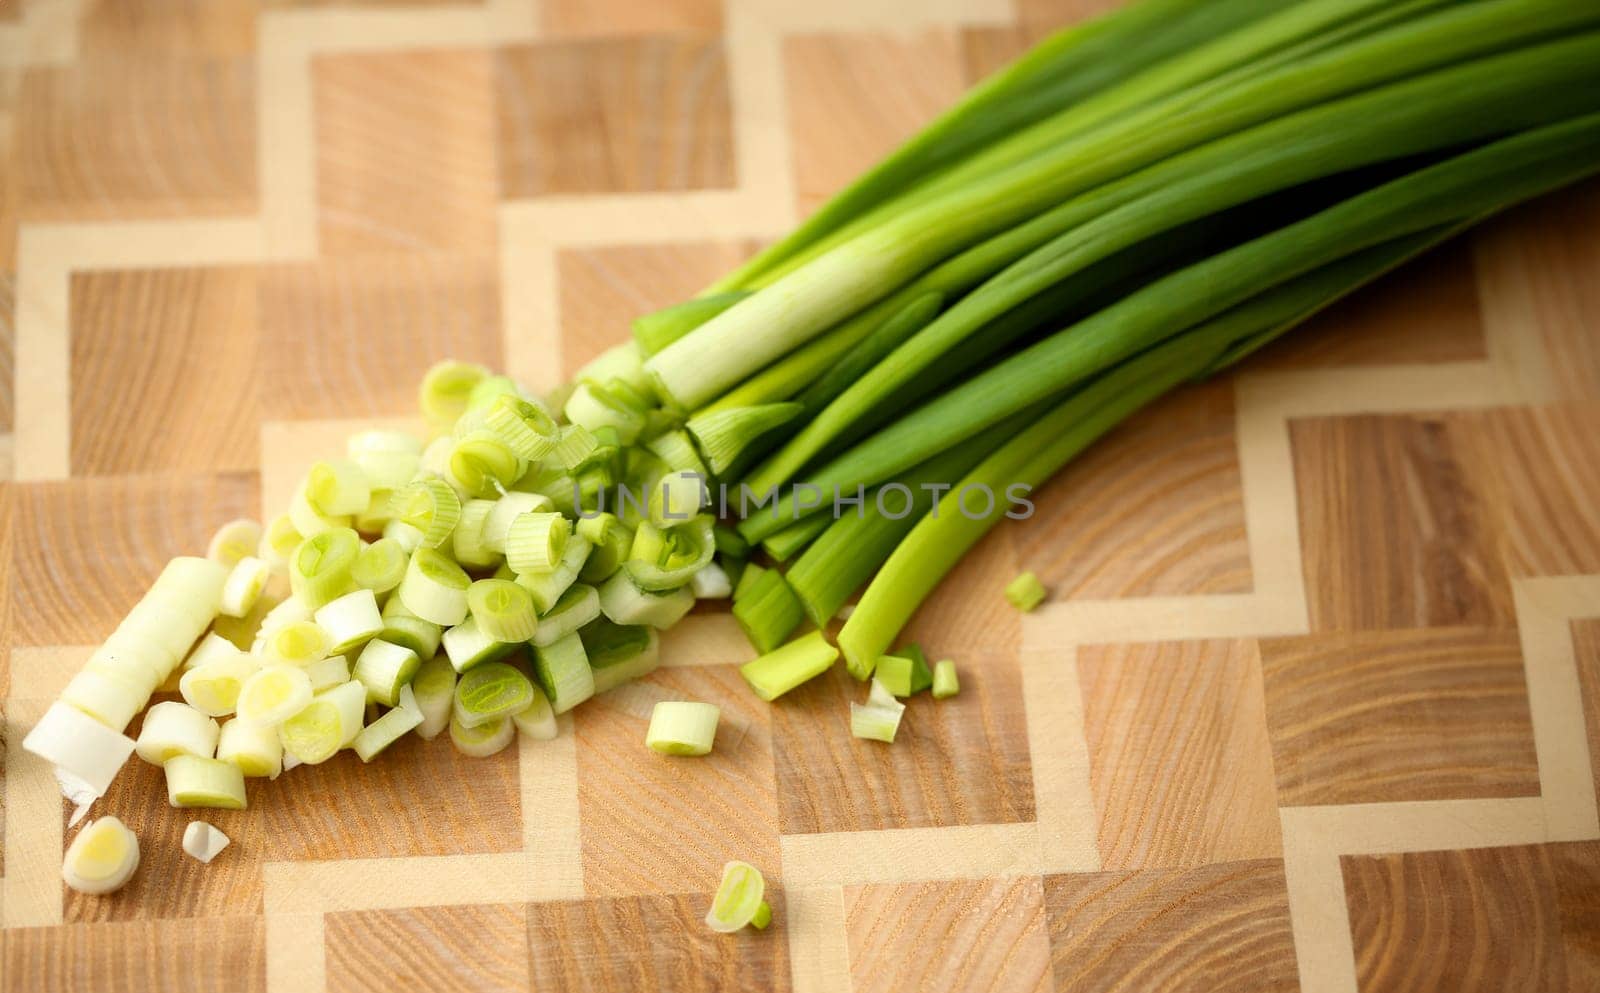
[645,429,708,478]
[484,394,558,462]
[690,562,732,599]
[633,291,750,355]
[219,556,270,618]
[451,499,500,568]
[182,820,231,864]
[234,665,313,729]
[598,570,694,629]
[874,651,931,697]
[467,579,540,642]
[379,595,443,661]
[217,717,283,777]
[647,471,707,527]
[289,481,351,538]
[581,620,660,694]
[931,660,959,700]
[352,537,408,596]
[389,477,463,548]
[352,639,421,706]
[704,860,769,933]
[313,588,384,653]
[62,816,140,894]
[507,512,570,574]
[515,535,592,612]
[576,514,633,583]
[264,620,334,667]
[410,655,457,739]
[304,655,351,693]
[307,459,372,516]
[164,754,247,810]
[565,382,647,445]
[449,712,516,757]
[532,633,595,714]
[398,547,471,626]
[685,403,802,477]
[531,583,600,647]
[419,360,489,428]
[714,525,749,560]
[646,701,720,756]
[552,423,600,472]
[450,433,524,498]
[441,616,517,673]
[208,518,263,568]
[352,700,422,762]
[1004,572,1047,613]
[731,562,766,602]
[453,661,536,729]
[179,653,259,717]
[758,515,830,563]
[512,686,559,740]
[259,514,302,567]
[62,670,148,731]
[289,528,360,608]
[626,516,714,591]
[279,681,366,765]
[739,631,837,702]
[135,701,220,765]
[485,492,555,553]
[732,568,804,654]
[850,678,906,743]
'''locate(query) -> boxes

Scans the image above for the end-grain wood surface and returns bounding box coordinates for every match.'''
[1,1,1598,991]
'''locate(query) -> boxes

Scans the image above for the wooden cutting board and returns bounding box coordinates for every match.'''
[2,1,1598,991]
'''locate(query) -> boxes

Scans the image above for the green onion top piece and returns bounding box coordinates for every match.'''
[875,651,932,697]
[732,568,804,656]
[685,403,803,476]
[704,860,771,933]
[507,512,570,575]
[740,631,838,702]
[931,660,959,700]
[1004,572,1048,612]
[582,620,660,695]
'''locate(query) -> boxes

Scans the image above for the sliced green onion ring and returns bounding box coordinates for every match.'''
[467,579,539,642]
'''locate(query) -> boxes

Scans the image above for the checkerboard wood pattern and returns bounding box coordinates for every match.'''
[2,1,1598,991]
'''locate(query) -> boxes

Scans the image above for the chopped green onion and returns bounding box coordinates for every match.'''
[690,562,732,599]
[739,631,838,702]
[352,639,421,706]
[468,374,521,411]
[289,528,361,609]
[506,511,570,574]
[685,403,802,476]
[208,518,263,568]
[467,579,539,643]
[732,568,803,655]
[182,821,232,864]
[441,616,517,674]
[379,594,444,660]
[1004,572,1047,612]
[307,458,372,516]
[872,653,930,698]
[449,712,516,757]
[219,556,270,618]
[289,480,353,539]
[134,701,220,765]
[452,498,500,568]
[63,816,141,894]
[850,678,906,743]
[531,583,600,647]
[581,620,660,694]
[704,860,768,933]
[164,754,247,810]
[565,381,647,445]
[931,660,959,699]
[626,516,714,591]
[61,670,147,732]
[759,514,830,563]
[645,429,708,479]
[646,701,720,756]
[902,643,934,693]
[264,620,334,666]
[411,655,457,739]
[576,341,654,394]
[352,701,423,762]
[714,525,749,560]
[419,359,489,427]
[179,653,260,717]
[452,661,535,729]
[512,685,559,740]
[278,681,366,765]
[389,477,462,549]
[552,423,600,471]
[532,632,595,714]
[484,394,558,461]
[484,492,555,553]
[732,562,766,601]
[259,514,303,568]
[352,537,408,596]
[632,291,750,355]
[648,471,707,527]
[515,536,592,613]
[23,702,138,805]
[382,518,425,554]
[217,717,284,777]
[450,432,524,498]
[235,665,314,729]
[598,570,694,629]
[576,513,633,583]
[313,588,384,654]
[398,547,471,626]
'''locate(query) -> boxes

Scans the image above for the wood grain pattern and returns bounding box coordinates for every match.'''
[556,240,760,376]
[1473,404,1600,578]
[770,649,1034,836]
[527,891,790,993]
[1011,381,1251,600]
[1078,639,1282,869]
[79,0,257,56]
[0,269,14,432]
[1572,619,1600,809]
[257,255,503,419]
[0,916,266,993]
[494,37,735,197]
[1259,628,1539,805]
[325,903,531,993]
[1342,845,1567,993]
[783,31,965,217]
[541,0,722,38]
[1549,841,1600,992]
[11,472,258,646]
[901,512,1022,659]
[315,49,498,255]
[845,876,1053,993]
[1290,414,1514,632]
[576,666,779,897]
[70,267,259,475]
[1042,859,1300,993]
[16,58,255,220]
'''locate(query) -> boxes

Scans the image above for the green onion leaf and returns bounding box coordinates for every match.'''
[739,631,838,702]
[732,568,803,655]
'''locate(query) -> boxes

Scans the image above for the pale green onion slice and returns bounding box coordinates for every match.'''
[216,718,283,777]
[22,703,137,804]
[61,670,147,732]
[352,537,408,596]
[551,423,599,471]
[352,703,423,762]
[219,556,271,618]
[303,654,352,693]
[532,633,594,715]
[515,536,592,613]
[1004,571,1047,612]
[598,570,694,629]
[850,678,905,743]
[135,701,220,765]
[117,599,207,662]
[347,429,423,458]
[646,701,720,756]
[732,568,803,654]
[450,432,524,498]
[354,489,395,534]
[182,821,231,864]
[931,659,959,699]
[626,517,714,592]
[453,498,500,568]
[383,518,426,554]
[101,628,181,681]
[180,653,260,717]
[290,528,361,609]
[306,458,371,516]
[467,579,539,643]
[278,681,366,765]
[740,632,838,702]
[648,471,707,528]
[212,589,284,653]
[441,616,515,674]
[531,584,599,648]
[690,563,732,600]
[164,754,247,809]
[644,429,707,477]
[86,643,165,699]
[352,638,420,706]
[467,374,521,411]
[208,518,264,568]
[398,547,471,626]
[260,514,303,568]
[289,481,353,538]
[251,596,313,653]
[485,492,554,554]
[235,664,314,729]
[580,620,659,695]
[484,394,558,461]
[507,512,570,574]
[576,513,632,583]
[264,620,334,666]
[313,588,384,654]
[705,861,768,933]
[419,359,489,427]
[63,816,140,894]
[576,341,651,395]
[564,381,646,445]
[411,655,457,739]
[453,661,535,729]
[152,556,229,604]
[873,654,929,698]
[449,712,515,758]
[389,478,462,549]
[512,685,559,740]
[419,435,455,481]
[380,595,443,660]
